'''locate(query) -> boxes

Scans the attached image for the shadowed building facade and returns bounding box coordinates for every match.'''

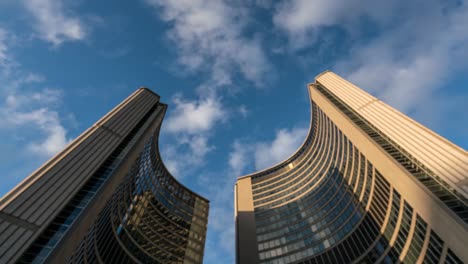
[235,71,468,264]
[0,88,209,263]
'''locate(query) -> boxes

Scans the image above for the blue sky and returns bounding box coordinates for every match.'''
[0,0,467,263]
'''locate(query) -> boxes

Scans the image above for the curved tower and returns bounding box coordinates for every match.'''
[235,71,468,264]
[0,88,209,263]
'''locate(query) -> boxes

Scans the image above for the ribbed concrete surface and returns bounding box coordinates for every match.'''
[316,71,468,199]
[0,88,160,263]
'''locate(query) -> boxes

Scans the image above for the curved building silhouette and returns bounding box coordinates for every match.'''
[0,88,209,263]
[235,71,468,264]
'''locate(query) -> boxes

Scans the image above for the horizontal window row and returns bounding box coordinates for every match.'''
[252,110,328,197]
[315,83,468,224]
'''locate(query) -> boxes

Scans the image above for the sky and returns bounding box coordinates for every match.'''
[0,0,467,263]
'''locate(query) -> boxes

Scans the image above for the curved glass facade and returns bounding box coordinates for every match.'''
[0,88,208,264]
[67,127,209,264]
[235,72,467,264]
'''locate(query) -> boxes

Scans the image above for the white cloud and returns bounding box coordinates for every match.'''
[201,141,250,260]
[165,95,227,134]
[338,3,468,115]
[207,205,235,253]
[146,0,272,189]
[273,0,360,49]
[1,89,71,157]
[228,141,252,177]
[254,127,308,170]
[161,134,215,179]
[203,126,307,260]
[12,108,69,156]
[22,0,87,45]
[224,126,308,179]
[274,1,468,125]
[0,28,7,64]
[0,28,71,158]
[237,105,249,118]
[273,1,398,47]
[145,0,272,90]
[274,0,350,33]
[159,67,229,179]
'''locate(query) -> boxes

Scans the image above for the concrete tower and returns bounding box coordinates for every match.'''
[235,71,468,264]
[0,88,209,264]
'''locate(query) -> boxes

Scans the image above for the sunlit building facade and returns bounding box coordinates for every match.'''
[235,71,468,264]
[0,88,209,263]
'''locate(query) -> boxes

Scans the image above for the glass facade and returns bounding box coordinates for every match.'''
[236,78,467,264]
[0,89,209,264]
[66,134,209,264]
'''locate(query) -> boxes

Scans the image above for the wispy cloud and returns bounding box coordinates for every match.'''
[339,3,468,113]
[0,29,7,63]
[1,86,71,158]
[228,141,251,177]
[274,1,468,128]
[274,0,355,48]
[22,0,87,46]
[165,94,227,134]
[254,127,308,170]
[274,1,400,49]
[201,141,248,263]
[161,94,227,177]
[144,0,272,182]
[8,107,69,156]
[202,125,307,261]
[144,0,272,90]
[161,134,214,177]
[0,28,71,158]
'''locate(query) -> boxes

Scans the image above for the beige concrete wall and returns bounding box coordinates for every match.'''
[235,71,467,263]
[316,72,468,199]
[310,83,468,262]
[0,88,161,263]
[235,177,259,264]
[47,106,167,263]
